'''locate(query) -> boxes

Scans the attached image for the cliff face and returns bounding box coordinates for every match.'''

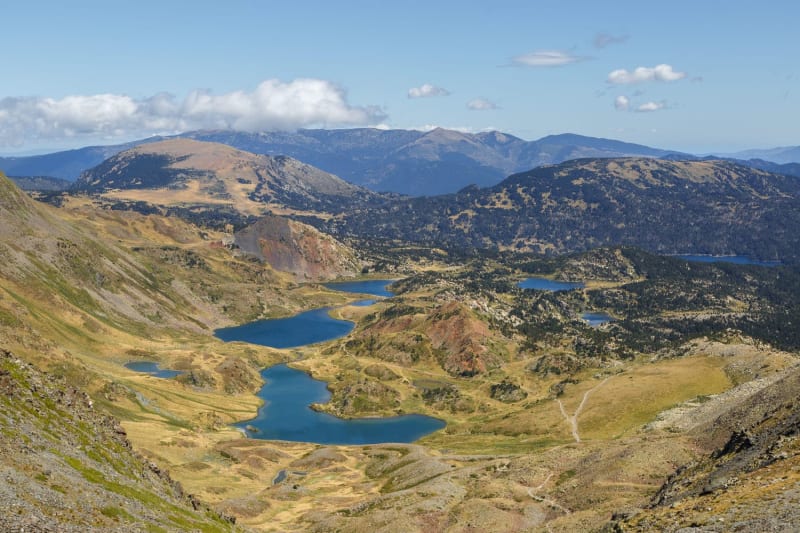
[234,214,360,281]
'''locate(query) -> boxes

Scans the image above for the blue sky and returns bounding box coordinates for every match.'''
[1,0,797,154]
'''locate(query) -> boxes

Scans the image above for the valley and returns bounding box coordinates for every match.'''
[1,135,800,532]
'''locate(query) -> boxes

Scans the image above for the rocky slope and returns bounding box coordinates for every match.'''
[342,299,505,378]
[234,214,361,281]
[609,364,800,531]
[0,348,238,532]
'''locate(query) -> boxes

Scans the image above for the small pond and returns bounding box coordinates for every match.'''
[581,312,614,327]
[125,361,183,379]
[518,277,584,291]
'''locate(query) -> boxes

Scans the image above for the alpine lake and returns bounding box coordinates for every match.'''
[214,279,446,445]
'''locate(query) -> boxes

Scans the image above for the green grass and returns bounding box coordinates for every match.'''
[100,506,134,521]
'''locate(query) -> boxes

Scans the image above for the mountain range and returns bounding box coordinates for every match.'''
[722,145,800,164]
[183,129,679,195]
[39,138,799,262]
[3,128,799,197]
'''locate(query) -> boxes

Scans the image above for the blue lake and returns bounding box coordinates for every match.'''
[216,278,445,444]
[675,255,780,267]
[215,307,355,349]
[324,279,396,297]
[236,364,445,445]
[518,277,584,291]
[582,312,613,327]
[125,361,183,379]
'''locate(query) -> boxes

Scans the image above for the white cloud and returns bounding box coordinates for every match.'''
[614,95,630,111]
[614,95,668,113]
[0,79,386,147]
[594,33,628,49]
[607,64,686,84]
[512,50,586,67]
[467,98,498,111]
[636,101,666,112]
[407,84,450,99]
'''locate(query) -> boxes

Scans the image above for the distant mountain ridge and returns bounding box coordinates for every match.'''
[0,129,682,196]
[720,145,800,164]
[4,129,798,196]
[185,129,679,195]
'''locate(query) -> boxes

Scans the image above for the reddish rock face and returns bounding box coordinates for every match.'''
[425,302,499,376]
[234,214,360,281]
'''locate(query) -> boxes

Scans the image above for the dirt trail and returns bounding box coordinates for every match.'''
[526,472,571,515]
[556,377,610,443]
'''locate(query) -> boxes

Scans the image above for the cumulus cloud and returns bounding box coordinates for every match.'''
[614,95,630,111]
[407,84,450,98]
[467,98,498,111]
[635,101,667,112]
[594,33,628,49]
[512,50,586,67]
[0,79,386,147]
[607,64,686,84]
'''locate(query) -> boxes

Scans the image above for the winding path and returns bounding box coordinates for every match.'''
[556,377,610,443]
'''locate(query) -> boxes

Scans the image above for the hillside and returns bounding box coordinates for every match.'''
[0,170,368,527]
[0,349,238,532]
[321,157,800,262]
[73,138,379,222]
[8,175,71,191]
[732,158,800,179]
[611,363,800,531]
